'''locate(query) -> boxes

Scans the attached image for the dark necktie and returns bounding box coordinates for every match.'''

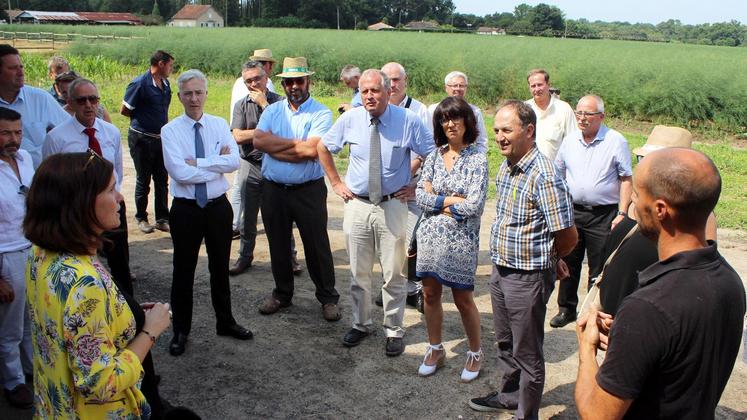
[193,122,208,208]
[83,127,102,156]
[368,117,382,204]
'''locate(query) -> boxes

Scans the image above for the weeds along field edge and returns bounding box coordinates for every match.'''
[8,24,747,131]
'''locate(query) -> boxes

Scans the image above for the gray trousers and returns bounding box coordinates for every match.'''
[488,264,555,420]
[0,248,32,390]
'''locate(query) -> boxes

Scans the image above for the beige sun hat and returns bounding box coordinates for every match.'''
[249,48,276,63]
[276,57,315,78]
[632,125,693,156]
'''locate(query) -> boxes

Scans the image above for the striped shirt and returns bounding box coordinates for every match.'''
[490,146,574,270]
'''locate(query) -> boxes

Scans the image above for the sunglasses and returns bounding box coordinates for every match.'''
[18,184,28,196]
[73,95,100,106]
[84,148,104,169]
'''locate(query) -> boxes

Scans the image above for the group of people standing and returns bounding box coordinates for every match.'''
[0,42,743,420]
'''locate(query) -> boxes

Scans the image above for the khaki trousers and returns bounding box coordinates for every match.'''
[344,198,407,338]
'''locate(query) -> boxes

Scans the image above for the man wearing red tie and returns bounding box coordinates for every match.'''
[42,78,133,295]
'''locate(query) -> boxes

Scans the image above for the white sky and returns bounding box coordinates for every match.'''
[452,0,747,25]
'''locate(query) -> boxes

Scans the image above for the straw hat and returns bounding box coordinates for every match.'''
[276,57,315,78]
[249,49,276,63]
[632,125,693,156]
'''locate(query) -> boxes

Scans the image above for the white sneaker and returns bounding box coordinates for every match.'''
[417,343,445,377]
[460,349,483,383]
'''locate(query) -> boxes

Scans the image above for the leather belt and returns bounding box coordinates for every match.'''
[356,193,396,203]
[573,203,617,212]
[267,178,322,190]
[174,194,227,207]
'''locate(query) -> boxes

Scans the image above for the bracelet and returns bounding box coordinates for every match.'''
[141,330,157,345]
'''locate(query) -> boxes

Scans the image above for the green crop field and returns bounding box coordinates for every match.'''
[9,25,747,229]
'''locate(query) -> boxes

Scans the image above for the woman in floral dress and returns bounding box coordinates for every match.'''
[415,97,489,382]
[24,152,171,419]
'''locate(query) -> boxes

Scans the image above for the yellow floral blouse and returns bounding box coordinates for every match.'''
[26,247,150,419]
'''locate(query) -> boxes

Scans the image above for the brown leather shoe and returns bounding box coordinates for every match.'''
[322,303,341,322]
[154,220,170,233]
[228,258,252,276]
[258,295,291,315]
[4,383,32,408]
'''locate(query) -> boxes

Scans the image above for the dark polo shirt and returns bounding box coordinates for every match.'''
[230,90,281,163]
[597,242,745,419]
[123,70,172,134]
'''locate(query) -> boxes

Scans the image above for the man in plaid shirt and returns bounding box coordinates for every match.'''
[470,100,578,419]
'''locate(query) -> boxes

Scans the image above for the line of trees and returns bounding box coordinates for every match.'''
[8,0,746,47]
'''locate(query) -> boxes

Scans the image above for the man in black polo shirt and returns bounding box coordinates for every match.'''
[121,50,174,234]
[228,60,281,275]
[575,148,745,419]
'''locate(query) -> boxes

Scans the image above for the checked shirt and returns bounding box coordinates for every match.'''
[490,146,574,271]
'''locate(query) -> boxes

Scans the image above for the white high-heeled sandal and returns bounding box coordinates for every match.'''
[460,349,483,383]
[417,343,445,377]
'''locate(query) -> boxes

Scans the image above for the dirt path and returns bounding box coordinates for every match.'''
[3,152,746,419]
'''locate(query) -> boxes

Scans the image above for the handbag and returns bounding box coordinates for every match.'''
[578,223,639,316]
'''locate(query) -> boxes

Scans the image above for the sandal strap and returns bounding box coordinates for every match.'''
[466,348,483,362]
[423,343,444,363]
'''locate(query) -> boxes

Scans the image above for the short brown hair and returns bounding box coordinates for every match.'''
[497,99,537,140]
[527,68,549,82]
[24,152,114,255]
[432,96,478,147]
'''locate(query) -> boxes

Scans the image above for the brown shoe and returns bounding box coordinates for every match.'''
[4,383,32,409]
[154,220,170,232]
[228,258,252,276]
[322,303,341,322]
[258,295,291,315]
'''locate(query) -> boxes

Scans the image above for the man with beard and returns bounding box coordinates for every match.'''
[0,107,33,408]
[575,148,745,419]
[253,57,341,321]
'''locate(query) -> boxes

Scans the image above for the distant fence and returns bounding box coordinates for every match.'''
[0,31,143,49]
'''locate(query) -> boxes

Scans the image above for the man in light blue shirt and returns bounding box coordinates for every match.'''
[318,69,434,356]
[0,45,69,168]
[337,65,362,114]
[253,57,341,322]
[550,94,633,328]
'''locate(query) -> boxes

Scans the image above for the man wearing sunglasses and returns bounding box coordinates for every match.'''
[42,79,133,296]
[0,107,34,408]
[253,57,341,322]
[550,94,633,328]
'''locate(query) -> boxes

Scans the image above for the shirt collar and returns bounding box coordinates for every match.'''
[638,241,721,287]
[397,96,410,108]
[148,71,169,88]
[285,96,313,113]
[71,116,101,134]
[575,124,609,146]
[0,86,25,105]
[369,105,392,127]
[506,145,540,174]
[185,113,206,126]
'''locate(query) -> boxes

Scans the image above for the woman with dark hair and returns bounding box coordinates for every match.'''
[415,96,489,382]
[24,152,171,418]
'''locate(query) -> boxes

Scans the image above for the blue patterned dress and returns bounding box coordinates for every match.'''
[415,144,489,289]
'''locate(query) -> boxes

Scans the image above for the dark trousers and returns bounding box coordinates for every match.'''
[101,203,132,295]
[489,265,555,420]
[238,160,263,261]
[169,195,236,335]
[128,129,169,222]
[261,178,339,305]
[557,204,617,313]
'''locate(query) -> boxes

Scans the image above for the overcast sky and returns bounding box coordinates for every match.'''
[451,0,747,25]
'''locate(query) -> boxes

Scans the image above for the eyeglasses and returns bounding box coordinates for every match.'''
[84,148,104,169]
[73,95,100,106]
[636,155,645,163]
[574,111,603,118]
[446,84,467,89]
[282,77,307,86]
[18,184,28,196]
[244,76,264,84]
[439,118,463,126]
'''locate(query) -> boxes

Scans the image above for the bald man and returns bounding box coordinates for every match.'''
[575,148,745,419]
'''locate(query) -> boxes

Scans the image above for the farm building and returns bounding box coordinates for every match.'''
[168,5,223,28]
[476,26,506,35]
[404,21,439,31]
[367,22,394,31]
[4,9,142,25]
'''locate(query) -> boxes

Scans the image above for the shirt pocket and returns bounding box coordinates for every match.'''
[384,146,406,170]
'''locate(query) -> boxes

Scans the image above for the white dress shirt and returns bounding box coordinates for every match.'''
[161,113,240,200]
[229,76,275,125]
[525,95,577,161]
[427,101,488,153]
[42,117,124,191]
[0,150,33,253]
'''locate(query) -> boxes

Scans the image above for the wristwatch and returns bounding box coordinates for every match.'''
[617,210,627,216]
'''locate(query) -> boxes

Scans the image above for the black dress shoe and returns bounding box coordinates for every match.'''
[342,328,369,347]
[232,229,241,240]
[385,337,405,357]
[217,323,253,340]
[169,333,188,356]
[549,310,577,328]
[406,291,424,313]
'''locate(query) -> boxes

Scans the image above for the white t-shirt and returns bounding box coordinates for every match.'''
[525,96,577,161]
